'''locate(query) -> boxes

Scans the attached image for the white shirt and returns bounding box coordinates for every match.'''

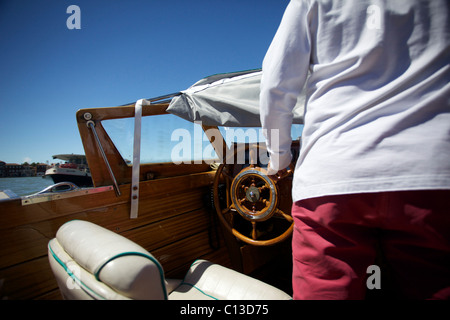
[260,0,450,202]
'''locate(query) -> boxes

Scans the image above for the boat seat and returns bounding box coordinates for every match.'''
[48,220,292,300]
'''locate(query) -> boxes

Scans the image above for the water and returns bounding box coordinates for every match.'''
[0,176,55,197]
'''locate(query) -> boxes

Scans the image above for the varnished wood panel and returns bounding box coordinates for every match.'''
[0,257,57,300]
[0,189,207,270]
[0,226,51,270]
[155,231,220,278]
[122,209,212,252]
[0,169,228,299]
[0,171,214,231]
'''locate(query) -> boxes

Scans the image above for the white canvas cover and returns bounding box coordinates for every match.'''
[167,69,305,127]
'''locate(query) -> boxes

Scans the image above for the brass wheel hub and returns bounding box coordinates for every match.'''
[231,168,278,222]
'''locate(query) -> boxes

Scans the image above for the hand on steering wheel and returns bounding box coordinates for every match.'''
[267,162,295,182]
[212,145,295,246]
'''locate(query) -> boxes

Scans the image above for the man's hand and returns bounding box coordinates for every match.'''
[268,168,289,182]
[267,161,294,182]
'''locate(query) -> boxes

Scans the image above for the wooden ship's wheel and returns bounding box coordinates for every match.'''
[213,144,294,246]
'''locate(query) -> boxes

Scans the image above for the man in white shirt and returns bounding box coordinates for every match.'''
[260,0,449,299]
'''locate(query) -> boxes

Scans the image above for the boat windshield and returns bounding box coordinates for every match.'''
[102,114,219,165]
[102,114,303,166]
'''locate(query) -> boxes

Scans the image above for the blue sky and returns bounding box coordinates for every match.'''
[0,0,289,164]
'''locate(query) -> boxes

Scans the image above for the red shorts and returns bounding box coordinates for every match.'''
[291,190,450,299]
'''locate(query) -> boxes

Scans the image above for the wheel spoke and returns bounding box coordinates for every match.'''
[225,177,232,208]
[251,221,257,240]
[222,169,234,181]
[275,208,294,223]
[222,206,235,224]
[249,147,257,167]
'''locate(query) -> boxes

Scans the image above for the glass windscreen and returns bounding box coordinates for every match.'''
[102,114,303,165]
[102,114,219,165]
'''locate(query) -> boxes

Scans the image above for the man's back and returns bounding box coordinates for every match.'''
[260,0,450,300]
[274,0,450,201]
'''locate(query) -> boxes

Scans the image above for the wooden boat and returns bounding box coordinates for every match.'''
[0,69,304,300]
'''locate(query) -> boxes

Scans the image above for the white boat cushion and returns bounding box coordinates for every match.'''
[48,220,292,300]
[169,260,292,300]
[49,220,167,300]
[48,238,132,300]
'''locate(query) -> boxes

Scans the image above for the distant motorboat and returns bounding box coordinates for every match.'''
[44,154,93,187]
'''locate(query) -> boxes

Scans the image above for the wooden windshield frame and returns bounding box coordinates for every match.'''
[76,102,215,188]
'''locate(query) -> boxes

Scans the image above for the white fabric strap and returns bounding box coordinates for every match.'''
[130,99,150,219]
